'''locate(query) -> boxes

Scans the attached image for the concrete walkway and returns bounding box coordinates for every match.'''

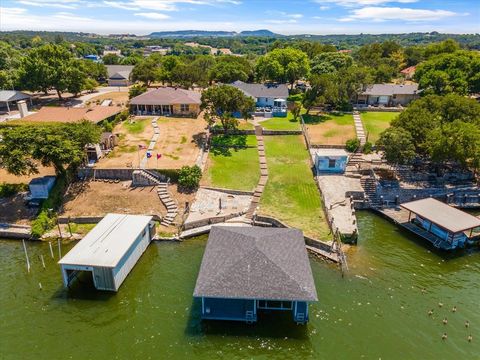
[140,117,160,169]
[353,112,366,146]
[245,126,269,219]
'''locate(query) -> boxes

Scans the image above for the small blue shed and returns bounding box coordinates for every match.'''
[314,149,350,174]
[193,226,318,324]
[28,176,56,200]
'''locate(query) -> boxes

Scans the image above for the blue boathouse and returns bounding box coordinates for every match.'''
[193,226,318,324]
[400,198,480,250]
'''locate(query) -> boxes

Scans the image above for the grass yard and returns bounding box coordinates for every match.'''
[87,91,129,106]
[203,146,259,191]
[304,112,355,145]
[260,136,330,239]
[361,111,399,143]
[260,111,301,131]
[124,118,150,134]
[211,134,257,147]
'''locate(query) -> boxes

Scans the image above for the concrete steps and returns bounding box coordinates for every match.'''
[353,112,366,146]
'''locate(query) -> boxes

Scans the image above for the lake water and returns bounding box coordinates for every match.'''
[1,211,479,359]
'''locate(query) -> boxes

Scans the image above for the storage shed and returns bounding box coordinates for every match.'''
[58,214,155,291]
[314,149,349,174]
[28,176,56,199]
[194,226,318,324]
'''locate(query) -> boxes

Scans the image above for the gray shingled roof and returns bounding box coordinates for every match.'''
[193,226,318,302]
[362,83,419,96]
[231,81,289,99]
[129,87,201,105]
[106,65,134,80]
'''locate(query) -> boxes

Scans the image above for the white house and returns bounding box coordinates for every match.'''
[106,65,134,87]
[314,149,350,173]
[231,81,289,117]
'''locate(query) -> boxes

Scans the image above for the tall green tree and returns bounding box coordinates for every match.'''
[302,74,338,114]
[310,52,353,75]
[0,121,101,176]
[18,44,88,99]
[414,50,480,95]
[255,47,310,88]
[201,85,255,133]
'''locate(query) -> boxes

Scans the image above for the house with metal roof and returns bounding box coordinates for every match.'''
[129,87,201,117]
[231,80,289,117]
[400,198,480,250]
[106,65,134,87]
[356,83,420,107]
[58,214,155,291]
[193,226,318,324]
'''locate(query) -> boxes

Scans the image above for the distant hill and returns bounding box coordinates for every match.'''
[149,29,281,38]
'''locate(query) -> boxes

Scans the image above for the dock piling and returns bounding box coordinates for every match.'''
[57,239,62,259]
[22,240,31,273]
[48,242,54,259]
[40,255,46,269]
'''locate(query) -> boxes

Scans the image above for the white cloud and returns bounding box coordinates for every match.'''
[313,0,417,7]
[134,12,171,19]
[1,7,28,15]
[103,1,140,11]
[265,19,298,24]
[53,12,92,21]
[319,6,330,10]
[340,6,458,22]
[17,0,79,9]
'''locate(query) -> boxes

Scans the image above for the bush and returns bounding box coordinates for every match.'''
[287,93,304,102]
[363,141,373,154]
[178,165,202,190]
[129,83,147,99]
[30,174,68,238]
[346,138,360,152]
[0,183,28,198]
[155,168,180,182]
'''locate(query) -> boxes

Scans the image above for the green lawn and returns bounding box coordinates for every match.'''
[260,111,301,131]
[260,136,330,240]
[361,111,399,143]
[124,118,150,134]
[211,134,257,147]
[205,145,259,191]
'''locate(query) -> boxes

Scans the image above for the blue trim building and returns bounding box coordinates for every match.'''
[194,226,318,324]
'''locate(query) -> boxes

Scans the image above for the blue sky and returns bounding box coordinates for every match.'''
[0,0,479,35]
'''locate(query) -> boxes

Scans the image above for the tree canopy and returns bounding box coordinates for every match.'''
[255,47,310,87]
[414,50,480,95]
[0,121,101,176]
[378,94,480,170]
[18,44,94,98]
[201,85,255,132]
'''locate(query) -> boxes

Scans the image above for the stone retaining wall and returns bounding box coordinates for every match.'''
[182,212,244,230]
[58,214,162,224]
[78,168,173,182]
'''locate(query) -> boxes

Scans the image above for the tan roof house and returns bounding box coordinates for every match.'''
[400,65,417,80]
[356,83,420,107]
[129,87,201,117]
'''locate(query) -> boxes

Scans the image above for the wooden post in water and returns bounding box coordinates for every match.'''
[57,219,63,240]
[40,255,46,269]
[22,240,31,273]
[48,241,54,259]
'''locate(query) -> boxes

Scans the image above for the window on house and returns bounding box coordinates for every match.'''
[180,104,189,112]
[328,158,336,168]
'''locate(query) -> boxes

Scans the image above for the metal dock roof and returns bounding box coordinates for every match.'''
[58,213,153,268]
[400,198,480,233]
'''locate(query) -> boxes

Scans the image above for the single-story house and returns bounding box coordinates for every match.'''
[400,198,480,250]
[314,149,350,174]
[193,226,318,324]
[21,105,123,124]
[231,80,289,117]
[59,213,156,291]
[400,66,416,80]
[356,83,420,107]
[106,65,134,87]
[86,132,118,163]
[0,90,32,113]
[28,176,56,200]
[129,87,201,117]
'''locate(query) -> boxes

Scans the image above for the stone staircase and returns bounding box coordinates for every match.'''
[245,126,269,220]
[360,175,380,207]
[137,170,178,227]
[353,111,366,146]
